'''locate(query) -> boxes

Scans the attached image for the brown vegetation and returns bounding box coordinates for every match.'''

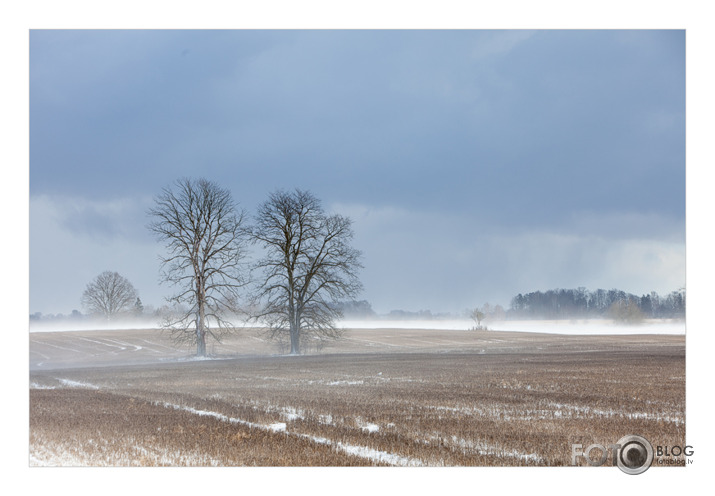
[30,328,685,466]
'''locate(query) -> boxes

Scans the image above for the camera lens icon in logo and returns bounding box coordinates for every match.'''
[616,435,653,475]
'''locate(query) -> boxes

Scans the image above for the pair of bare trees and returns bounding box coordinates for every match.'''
[147,178,362,356]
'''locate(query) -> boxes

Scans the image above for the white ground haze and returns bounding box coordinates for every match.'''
[341,318,685,335]
[29,318,685,335]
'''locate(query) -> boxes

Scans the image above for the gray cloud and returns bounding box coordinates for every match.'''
[333,203,684,313]
[32,195,153,242]
[29,30,685,315]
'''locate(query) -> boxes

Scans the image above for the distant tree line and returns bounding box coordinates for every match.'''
[387,309,437,320]
[330,300,376,319]
[30,296,153,325]
[508,287,685,320]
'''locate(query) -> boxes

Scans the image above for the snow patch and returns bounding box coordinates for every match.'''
[446,435,544,463]
[158,401,424,466]
[57,378,99,389]
[280,407,304,421]
[338,443,422,466]
[546,401,683,425]
[30,382,56,389]
[318,414,334,425]
[356,418,380,433]
[295,432,424,467]
[327,380,364,386]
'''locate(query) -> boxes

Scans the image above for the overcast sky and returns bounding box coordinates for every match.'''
[29,29,685,315]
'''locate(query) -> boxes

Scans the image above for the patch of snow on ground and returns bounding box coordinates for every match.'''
[447,435,543,463]
[280,407,304,421]
[159,402,265,431]
[356,418,380,433]
[29,442,95,466]
[30,382,56,389]
[318,414,334,425]
[295,432,425,467]
[546,402,683,425]
[337,443,422,466]
[157,400,424,466]
[57,378,99,389]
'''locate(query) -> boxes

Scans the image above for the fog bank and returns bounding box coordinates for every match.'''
[338,318,685,335]
[29,318,164,333]
[29,317,685,335]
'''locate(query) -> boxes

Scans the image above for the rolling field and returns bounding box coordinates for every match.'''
[29,326,685,467]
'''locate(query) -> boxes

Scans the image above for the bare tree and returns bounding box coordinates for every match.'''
[148,178,248,356]
[469,307,486,330]
[251,189,362,354]
[81,271,138,322]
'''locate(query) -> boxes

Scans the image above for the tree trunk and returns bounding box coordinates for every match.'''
[289,314,300,355]
[290,330,299,355]
[196,304,207,357]
[196,328,206,356]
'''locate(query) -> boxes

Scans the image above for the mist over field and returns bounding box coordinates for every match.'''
[29,315,685,336]
[339,318,685,335]
[29,317,164,333]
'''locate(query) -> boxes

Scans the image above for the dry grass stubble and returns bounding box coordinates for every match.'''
[30,329,685,466]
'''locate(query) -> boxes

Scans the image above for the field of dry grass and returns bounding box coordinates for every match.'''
[29,327,685,467]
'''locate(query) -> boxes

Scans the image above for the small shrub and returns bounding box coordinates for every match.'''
[608,300,645,325]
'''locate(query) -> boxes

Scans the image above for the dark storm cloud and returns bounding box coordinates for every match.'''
[29,29,685,314]
[31,30,684,222]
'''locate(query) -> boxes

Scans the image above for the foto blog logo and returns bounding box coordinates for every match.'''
[572,435,654,475]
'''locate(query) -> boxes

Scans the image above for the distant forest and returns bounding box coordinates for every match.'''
[507,287,685,320]
[30,289,685,326]
[337,288,686,322]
